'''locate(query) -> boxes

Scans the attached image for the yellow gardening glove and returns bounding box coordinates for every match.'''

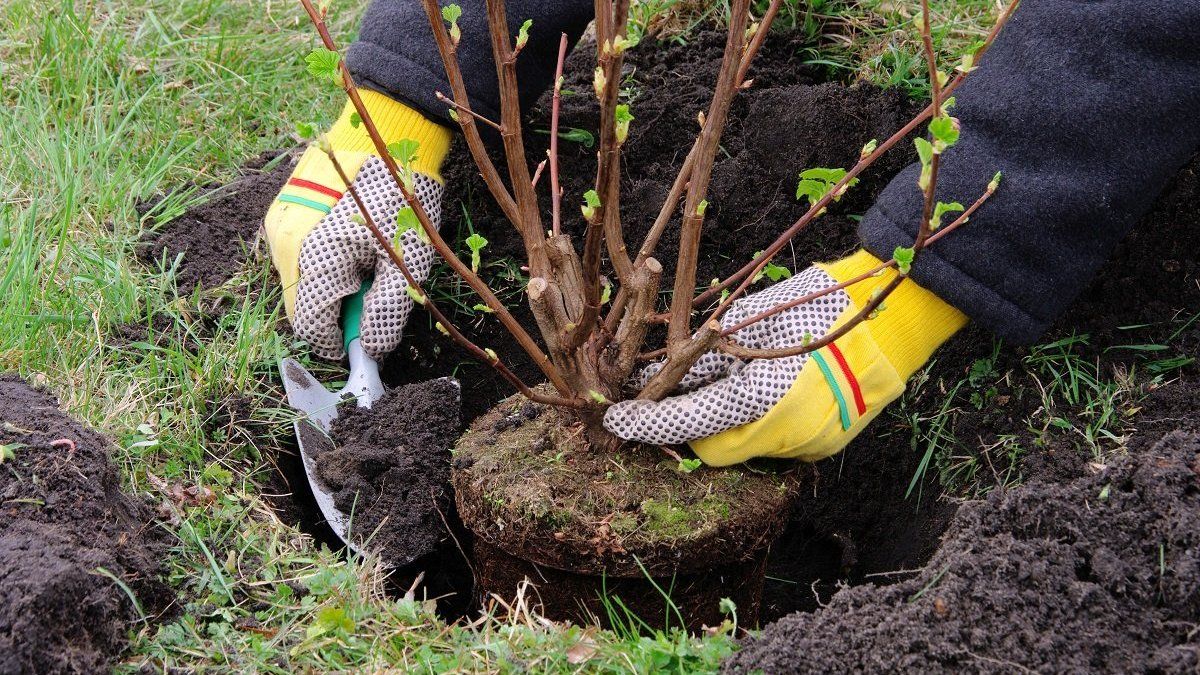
[604,250,967,466]
[264,89,452,360]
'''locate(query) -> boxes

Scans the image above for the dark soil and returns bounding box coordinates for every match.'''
[383,29,919,423]
[131,21,1200,661]
[312,378,462,565]
[726,429,1200,674]
[0,375,172,674]
[453,391,800,578]
[136,150,294,293]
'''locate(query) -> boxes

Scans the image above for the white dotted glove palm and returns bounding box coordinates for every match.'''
[264,91,451,361]
[603,252,967,467]
[291,157,443,360]
[604,265,851,446]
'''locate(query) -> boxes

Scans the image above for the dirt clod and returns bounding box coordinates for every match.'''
[312,378,462,566]
[0,375,172,674]
[727,430,1200,674]
[136,150,294,293]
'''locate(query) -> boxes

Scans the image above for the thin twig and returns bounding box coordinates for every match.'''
[549,32,568,236]
[322,148,583,408]
[300,0,572,396]
[434,91,502,131]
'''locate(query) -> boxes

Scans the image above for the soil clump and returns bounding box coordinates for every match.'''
[0,375,172,674]
[136,150,294,293]
[727,429,1200,674]
[309,378,473,610]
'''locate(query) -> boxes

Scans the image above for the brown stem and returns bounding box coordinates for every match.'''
[549,32,568,236]
[667,0,751,344]
[601,0,786,338]
[322,148,583,408]
[484,0,549,276]
[638,320,724,400]
[434,91,502,131]
[418,0,520,226]
[300,0,572,396]
[691,0,1020,313]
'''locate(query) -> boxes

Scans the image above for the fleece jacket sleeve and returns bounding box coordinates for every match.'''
[346,0,595,127]
[858,0,1200,344]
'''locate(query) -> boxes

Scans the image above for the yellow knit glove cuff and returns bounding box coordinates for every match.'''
[326,89,452,182]
[820,249,968,380]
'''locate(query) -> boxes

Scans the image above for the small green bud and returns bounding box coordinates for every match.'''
[406,286,427,305]
[435,322,450,336]
[516,19,532,50]
[988,171,1003,193]
[893,246,915,274]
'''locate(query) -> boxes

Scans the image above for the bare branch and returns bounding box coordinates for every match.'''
[549,32,569,236]
[484,0,549,276]
[321,147,584,408]
[435,91,502,131]
[667,0,751,344]
[300,0,573,396]
[418,0,520,227]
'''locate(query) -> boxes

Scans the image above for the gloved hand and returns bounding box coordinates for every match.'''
[265,89,452,360]
[603,250,968,466]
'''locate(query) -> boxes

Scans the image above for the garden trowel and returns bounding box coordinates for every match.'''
[279,280,381,558]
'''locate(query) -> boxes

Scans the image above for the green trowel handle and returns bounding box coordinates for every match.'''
[341,279,372,352]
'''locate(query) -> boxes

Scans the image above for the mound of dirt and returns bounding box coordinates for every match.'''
[312,378,462,566]
[727,429,1200,673]
[0,375,172,674]
[136,150,294,292]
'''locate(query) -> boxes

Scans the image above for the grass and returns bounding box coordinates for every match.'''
[1,0,1069,671]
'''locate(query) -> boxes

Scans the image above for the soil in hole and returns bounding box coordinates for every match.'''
[0,375,173,674]
[306,378,475,615]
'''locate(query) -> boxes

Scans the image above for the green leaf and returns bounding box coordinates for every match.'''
[587,390,610,404]
[795,167,858,209]
[763,262,792,282]
[394,206,420,243]
[860,139,878,159]
[435,322,450,336]
[600,280,612,305]
[988,170,1003,192]
[484,348,499,362]
[472,303,494,314]
[696,199,709,217]
[677,458,702,473]
[799,167,848,183]
[614,104,634,143]
[442,4,462,43]
[295,122,317,139]
[465,232,488,273]
[893,246,915,275]
[719,597,737,616]
[928,116,960,151]
[386,139,421,167]
[931,201,964,230]
[304,48,341,83]
[0,442,26,464]
[560,127,594,148]
[349,112,362,129]
[914,137,934,165]
[516,18,532,49]
[583,189,601,209]
[314,607,355,635]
